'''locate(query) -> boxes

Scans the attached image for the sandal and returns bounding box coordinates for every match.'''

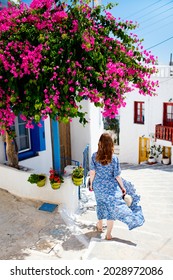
[96,222,103,232]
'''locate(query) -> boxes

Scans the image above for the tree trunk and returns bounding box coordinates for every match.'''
[5,131,19,169]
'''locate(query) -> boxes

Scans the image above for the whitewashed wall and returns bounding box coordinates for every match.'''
[70,100,103,165]
[0,118,64,210]
[89,104,103,155]
[0,101,103,211]
[0,163,79,214]
[119,66,173,164]
[0,102,103,173]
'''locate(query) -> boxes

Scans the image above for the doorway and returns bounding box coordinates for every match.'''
[59,122,71,172]
[138,137,150,163]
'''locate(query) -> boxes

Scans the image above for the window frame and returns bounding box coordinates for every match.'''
[5,116,46,161]
[163,102,173,127]
[12,115,31,153]
[134,101,145,124]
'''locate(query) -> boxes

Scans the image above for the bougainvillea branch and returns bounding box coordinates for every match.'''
[0,0,159,132]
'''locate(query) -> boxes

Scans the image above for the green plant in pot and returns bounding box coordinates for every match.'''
[27,174,46,187]
[49,168,64,189]
[72,166,84,186]
[147,144,162,164]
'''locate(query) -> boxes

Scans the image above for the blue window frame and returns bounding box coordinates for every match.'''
[13,115,31,153]
[10,115,46,161]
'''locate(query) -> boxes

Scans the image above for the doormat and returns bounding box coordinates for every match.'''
[38,203,58,212]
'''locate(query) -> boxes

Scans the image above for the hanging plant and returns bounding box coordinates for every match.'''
[49,168,64,189]
[72,166,84,186]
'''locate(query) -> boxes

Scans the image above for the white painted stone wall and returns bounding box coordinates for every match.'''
[0,101,103,171]
[119,66,173,164]
[0,102,103,211]
[70,100,103,165]
[0,164,79,214]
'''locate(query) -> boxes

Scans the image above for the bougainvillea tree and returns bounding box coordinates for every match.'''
[0,0,158,135]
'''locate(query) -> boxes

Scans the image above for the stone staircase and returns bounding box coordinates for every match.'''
[75,163,173,260]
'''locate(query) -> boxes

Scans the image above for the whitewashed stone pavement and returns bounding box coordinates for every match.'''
[0,163,173,260]
[78,163,173,260]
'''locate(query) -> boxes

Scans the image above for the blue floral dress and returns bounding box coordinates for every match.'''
[90,152,145,230]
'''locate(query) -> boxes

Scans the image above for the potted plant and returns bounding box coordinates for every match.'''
[72,166,84,186]
[27,174,46,187]
[147,144,162,164]
[49,168,64,189]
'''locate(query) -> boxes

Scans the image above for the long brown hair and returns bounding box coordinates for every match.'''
[96,133,114,165]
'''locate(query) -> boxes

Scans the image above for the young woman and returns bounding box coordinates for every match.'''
[90,133,144,240]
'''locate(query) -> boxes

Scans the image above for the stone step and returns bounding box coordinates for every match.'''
[75,216,173,260]
[82,237,173,260]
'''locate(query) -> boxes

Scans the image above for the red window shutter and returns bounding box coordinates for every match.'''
[163,103,173,127]
[134,101,144,124]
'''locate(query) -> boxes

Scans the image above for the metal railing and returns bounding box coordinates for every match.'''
[83,144,89,187]
[153,66,173,77]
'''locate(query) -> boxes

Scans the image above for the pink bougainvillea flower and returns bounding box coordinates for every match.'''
[0,0,158,133]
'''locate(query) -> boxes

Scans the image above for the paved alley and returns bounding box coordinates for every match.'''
[0,163,173,260]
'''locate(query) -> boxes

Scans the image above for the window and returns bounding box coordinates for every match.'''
[12,115,31,153]
[134,101,145,124]
[9,115,46,161]
[163,103,173,127]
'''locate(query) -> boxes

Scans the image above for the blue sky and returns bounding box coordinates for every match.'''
[104,0,173,65]
[21,0,173,65]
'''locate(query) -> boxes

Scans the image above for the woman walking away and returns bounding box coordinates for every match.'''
[89,133,144,240]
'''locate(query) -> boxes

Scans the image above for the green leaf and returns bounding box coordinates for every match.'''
[63,84,69,94]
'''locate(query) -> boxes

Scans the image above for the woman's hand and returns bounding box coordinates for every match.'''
[89,184,93,192]
[121,187,126,196]
[116,175,126,196]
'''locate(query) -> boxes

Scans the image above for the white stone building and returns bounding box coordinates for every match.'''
[0,101,103,213]
[1,64,173,212]
[119,65,173,165]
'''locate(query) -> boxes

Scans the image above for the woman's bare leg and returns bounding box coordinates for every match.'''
[106,220,114,239]
[96,220,103,231]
